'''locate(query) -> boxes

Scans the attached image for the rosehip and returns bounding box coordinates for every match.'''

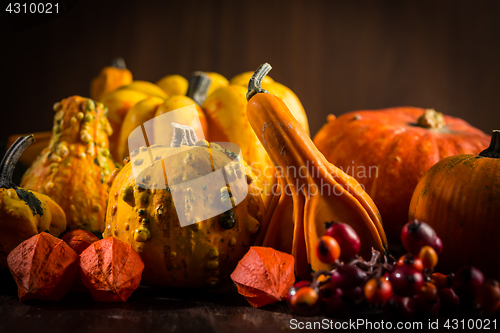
[316,235,341,264]
[383,294,416,319]
[322,289,346,316]
[390,265,424,297]
[451,266,484,303]
[325,222,361,260]
[438,288,460,311]
[414,292,440,316]
[287,282,320,315]
[476,279,500,313]
[330,265,367,290]
[400,220,438,254]
[342,286,365,305]
[430,272,451,289]
[397,253,424,271]
[364,277,393,304]
[419,246,438,270]
[433,237,443,255]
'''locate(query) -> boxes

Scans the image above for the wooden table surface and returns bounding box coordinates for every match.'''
[1,274,494,333]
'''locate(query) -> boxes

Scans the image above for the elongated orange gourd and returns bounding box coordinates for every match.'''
[246,64,388,279]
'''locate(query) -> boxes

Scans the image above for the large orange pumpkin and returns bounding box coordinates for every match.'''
[313,107,490,241]
[409,130,500,278]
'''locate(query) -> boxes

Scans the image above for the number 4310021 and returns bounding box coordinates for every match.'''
[6,3,58,14]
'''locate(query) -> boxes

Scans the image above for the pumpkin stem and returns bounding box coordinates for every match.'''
[111,57,127,69]
[0,135,34,189]
[186,72,211,106]
[246,63,272,101]
[170,123,199,147]
[479,130,500,158]
[417,109,446,129]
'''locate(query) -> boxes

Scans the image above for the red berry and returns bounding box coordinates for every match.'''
[414,292,440,316]
[383,294,416,319]
[397,253,424,271]
[430,272,451,289]
[316,235,341,264]
[325,222,361,260]
[322,289,346,316]
[390,265,424,297]
[364,277,393,304]
[451,266,484,303]
[438,288,460,311]
[417,282,439,302]
[401,220,438,255]
[342,286,365,305]
[287,282,320,315]
[419,246,438,270]
[330,265,367,290]
[433,237,443,255]
[476,279,500,314]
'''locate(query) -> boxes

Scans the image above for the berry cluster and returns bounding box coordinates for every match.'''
[287,220,500,317]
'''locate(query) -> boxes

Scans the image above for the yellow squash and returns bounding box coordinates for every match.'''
[21,96,116,233]
[100,89,151,159]
[205,72,229,96]
[116,97,165,162]
[202,81,275,208]
[246,64,388,279]
[0,135,66,270]
[156,74,188,96]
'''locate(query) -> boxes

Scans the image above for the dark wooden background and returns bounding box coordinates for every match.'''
[1,0,500,141]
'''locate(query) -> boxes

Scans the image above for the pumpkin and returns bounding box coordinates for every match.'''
[246,64,387,279]
[409,130,500,278]
[104,125,265,288]
[153,72,210,147]
[90,57,133,102]
[117,81,168,99]
[21,96,115,233]
[116,96,165,163]
[205,72,229,96]
[156,74,188,96]
[230,71,310,135]
[100,88,151,159]
[313,107,490,241]
[116,73,211,163]
[0,135,66,270]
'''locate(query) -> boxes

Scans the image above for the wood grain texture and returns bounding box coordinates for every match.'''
[1,0,499,140]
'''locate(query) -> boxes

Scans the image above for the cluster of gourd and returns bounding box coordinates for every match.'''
[2,58,500,300]
[287,220,500,317]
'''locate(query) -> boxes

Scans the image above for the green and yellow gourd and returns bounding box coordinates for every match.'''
[0,135,66,270]
[21,96,115,233]
[104,125,265,288]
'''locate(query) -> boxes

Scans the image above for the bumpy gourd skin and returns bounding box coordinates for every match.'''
[104,143,265,288]
[21,96,116,232]
[0,135,66,270]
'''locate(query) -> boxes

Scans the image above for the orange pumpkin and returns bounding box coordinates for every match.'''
[90,58,133,101]
[313,108,490,241]
[21,96,116,232]
[409,130,500,278]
